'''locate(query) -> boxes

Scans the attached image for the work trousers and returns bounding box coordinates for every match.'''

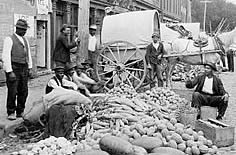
[149,63,164,87]
[227,50,234,72]
[6,62,29,115]
[191,92,228,117]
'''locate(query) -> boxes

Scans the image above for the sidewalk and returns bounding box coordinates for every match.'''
[0,73,53,137]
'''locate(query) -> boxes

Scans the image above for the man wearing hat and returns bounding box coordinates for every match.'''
[64,62,91,96]
[53,24,79,67]
[45,65,78,94]
[2,19,32,120]
[186,62,229,120]
[88,24,99,69]
[145,31,166,87]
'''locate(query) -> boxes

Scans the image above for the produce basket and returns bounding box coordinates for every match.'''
[179,111,198,128]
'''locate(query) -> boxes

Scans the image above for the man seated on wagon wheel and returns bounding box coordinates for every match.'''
[185,62,229,120]
[145,32,166,88]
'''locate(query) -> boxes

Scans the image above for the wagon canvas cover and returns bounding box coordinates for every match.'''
[101,10,160,48]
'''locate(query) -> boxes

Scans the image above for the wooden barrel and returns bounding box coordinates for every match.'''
[200,106,217,120]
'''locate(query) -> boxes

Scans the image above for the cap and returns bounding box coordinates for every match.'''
[204,62,217,71]
[65,63,77,72]
[152,32,160,38]
[15,19,30,30]
[89,24,97,30]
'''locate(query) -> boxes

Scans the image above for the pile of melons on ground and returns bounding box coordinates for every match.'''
[171,64,203,81]
[13,85,219,155]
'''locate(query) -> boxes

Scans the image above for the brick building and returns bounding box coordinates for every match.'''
[0,0,192,82]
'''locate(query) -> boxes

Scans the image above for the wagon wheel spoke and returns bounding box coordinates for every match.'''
[97,63,115,68]
[116,42,121,62]
[125,67,145,72]
[100,53,117,66]
[124,70,141,82]
[125,75,134,88]
[98,69,115,76]
[122,44,128,62]
[104,72,117,86]
[107,46,119,63]
[123,50,138,64]
[125,59,143,67]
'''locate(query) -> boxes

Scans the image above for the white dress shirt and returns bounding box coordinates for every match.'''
[152,42,160,50]
[202,76,213,94]
[88,34,97,52]
[48,76,78,90]
[2,33,32,73]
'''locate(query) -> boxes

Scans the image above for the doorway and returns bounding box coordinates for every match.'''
[36,21,47,68]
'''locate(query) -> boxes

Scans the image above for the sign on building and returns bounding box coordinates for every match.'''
[14,14,35,37]
[36,0,52,15]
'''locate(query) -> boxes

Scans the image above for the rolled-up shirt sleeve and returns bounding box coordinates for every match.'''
[2,37,13,73]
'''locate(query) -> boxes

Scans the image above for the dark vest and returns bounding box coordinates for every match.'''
[45,76,62,94]
[11,34,29,64]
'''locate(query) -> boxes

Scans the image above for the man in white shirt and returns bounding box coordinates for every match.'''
[2,19,32,120]
[45,66,78,94]
[186,62,229,120]
[87,24,98,70]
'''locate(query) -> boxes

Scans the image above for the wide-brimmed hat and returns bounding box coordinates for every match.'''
[89,24,97,30]
[65,63,77,72]
[152,32,160,38]
[204,62,217,71]
[15,19,30,30]
[53,65,65,71]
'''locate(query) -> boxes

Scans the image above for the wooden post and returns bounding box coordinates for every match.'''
[77,0,90,64]
[51,0,57,68]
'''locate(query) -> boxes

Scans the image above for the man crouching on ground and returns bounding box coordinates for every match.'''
[185,62,229,120]
[45,66,78,94]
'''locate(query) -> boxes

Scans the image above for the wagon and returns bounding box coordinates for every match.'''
[95,10,160,90]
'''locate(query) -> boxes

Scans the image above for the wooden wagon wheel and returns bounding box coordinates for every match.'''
[95,41,147,91]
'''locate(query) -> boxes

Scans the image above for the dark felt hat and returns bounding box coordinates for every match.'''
[15,19,30,30]
[65,63,77,72]
[204,62,217,71]
[53,65,65,71]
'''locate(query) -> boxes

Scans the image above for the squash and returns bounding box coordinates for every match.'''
[151,147,185,155]
[177,143,186,152]
[171,133,183,144]
[75,150,110,155]
[131,136,163,152]
[199,145,209,154]
[191,146,200,155]
[161,129,170,138]
[132,145,148,155]
[99,135,134,155]
[167,140,178,149]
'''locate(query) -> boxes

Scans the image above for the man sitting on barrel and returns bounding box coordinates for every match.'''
[185,62,229,120]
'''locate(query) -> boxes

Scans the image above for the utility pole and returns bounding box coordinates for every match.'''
[200,0,212,32]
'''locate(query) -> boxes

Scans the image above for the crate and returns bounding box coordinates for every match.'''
[179,111,198,128]
[200,106,217,120]
[195,118,235,147]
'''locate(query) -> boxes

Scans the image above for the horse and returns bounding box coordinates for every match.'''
[218,27,236,51]
[163,34,224,88]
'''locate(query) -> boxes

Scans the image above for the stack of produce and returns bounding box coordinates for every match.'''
[172,64,204,81]
[14,85,219,155]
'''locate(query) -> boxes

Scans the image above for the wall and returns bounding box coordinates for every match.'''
[0,0,37,82]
